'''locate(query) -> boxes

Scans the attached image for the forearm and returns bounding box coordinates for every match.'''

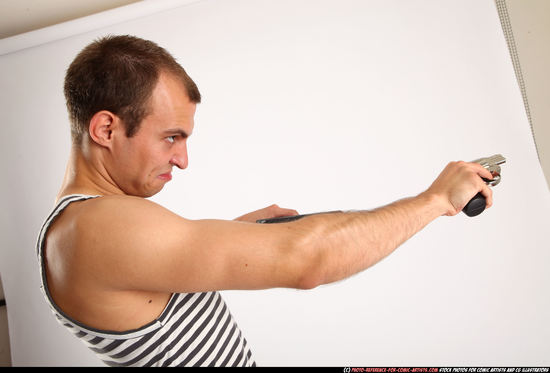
[292,191,445,288]
[227,161,492,291]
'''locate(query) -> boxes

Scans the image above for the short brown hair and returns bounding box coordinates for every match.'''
[64,35,201,144]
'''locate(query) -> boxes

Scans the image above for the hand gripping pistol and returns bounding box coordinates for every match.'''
[462,154,506,217]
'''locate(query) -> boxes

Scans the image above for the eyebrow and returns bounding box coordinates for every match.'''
[162,128,190,138]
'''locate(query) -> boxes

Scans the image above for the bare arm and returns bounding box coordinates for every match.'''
[77,160,493,293]
[281,160,494,288]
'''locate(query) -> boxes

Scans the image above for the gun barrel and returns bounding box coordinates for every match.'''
[472,154,506,166]
[487,154,506,165]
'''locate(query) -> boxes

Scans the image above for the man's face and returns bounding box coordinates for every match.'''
[110,72,196,197]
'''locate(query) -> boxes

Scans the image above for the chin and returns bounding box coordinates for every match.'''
[124,185,163,198]
[141,188,163,198]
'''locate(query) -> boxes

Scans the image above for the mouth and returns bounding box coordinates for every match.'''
[158,172,172,181]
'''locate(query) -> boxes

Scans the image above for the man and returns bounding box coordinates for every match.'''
[37,35,494,367]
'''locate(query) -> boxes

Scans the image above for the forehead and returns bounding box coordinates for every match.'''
[145,72,196,132]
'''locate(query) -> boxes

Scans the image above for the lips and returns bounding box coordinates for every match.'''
[158,172,172,181]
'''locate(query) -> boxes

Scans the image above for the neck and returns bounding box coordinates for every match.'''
[57,143,124,201]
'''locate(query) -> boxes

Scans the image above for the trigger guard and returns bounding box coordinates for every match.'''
[487,172,501,187]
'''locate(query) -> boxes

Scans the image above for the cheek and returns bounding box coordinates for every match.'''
[145,147,171,173]
[116,137,169,176]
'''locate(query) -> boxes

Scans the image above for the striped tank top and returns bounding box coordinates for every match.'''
[36,194,256,367]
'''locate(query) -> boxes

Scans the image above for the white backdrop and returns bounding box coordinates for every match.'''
[0,0,548,367]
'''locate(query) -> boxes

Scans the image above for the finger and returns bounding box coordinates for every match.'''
[469,162,493,180]
[265,204,299,218]
[468,163,495,208]
[273,208,299,217]
[477,179,493,209]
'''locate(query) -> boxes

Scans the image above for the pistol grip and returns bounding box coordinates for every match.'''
[463,192,486,217]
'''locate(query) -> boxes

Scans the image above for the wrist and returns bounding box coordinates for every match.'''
[416,190,448,218]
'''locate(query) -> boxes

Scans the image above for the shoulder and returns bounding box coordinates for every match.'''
[72,195,191,257]
[45,195,178,331]
[75,195,186,233]
[49,194,190,268]
[49,194,193,291]
[47,194,184,264]
[79,194,176,216]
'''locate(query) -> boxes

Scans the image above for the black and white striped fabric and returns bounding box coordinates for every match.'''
[37,194,256,367]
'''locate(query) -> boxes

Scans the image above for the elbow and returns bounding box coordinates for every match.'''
[296,271,322,290]
[284,226,325,290]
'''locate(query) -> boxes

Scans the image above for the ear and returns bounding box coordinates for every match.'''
[88,111,117,148]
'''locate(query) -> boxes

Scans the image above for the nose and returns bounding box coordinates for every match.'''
[169,142,189,170]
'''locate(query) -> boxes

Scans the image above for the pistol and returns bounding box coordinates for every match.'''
[462,154,506,217]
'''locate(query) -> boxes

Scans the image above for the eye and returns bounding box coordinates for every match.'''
[166,136,176,144]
